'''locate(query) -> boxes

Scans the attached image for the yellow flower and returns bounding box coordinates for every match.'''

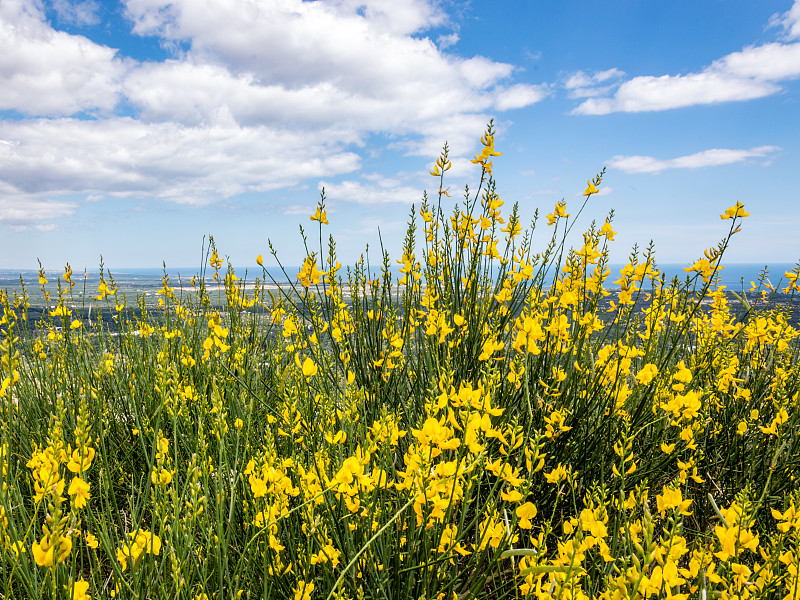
[546,201,569,226]
[70,579,90,600]
[430,156,452,177]
[117,530,161,572]
[635,363,658,385]
[656,486,693,516]
[50,305,71,318]
[516,502,537,529]
[256,254,263,266]
[714,523,759,560]
[302,357,318,378]
[297,255,322,287]
[294,581,314,600]
[544,463,569,485]
[580,507,608,538]
[783,269,800,292]
[135,530,161,555]
[116,547,128,572]
[771,504,799,533]
[660,442,676,455]
[67,447,95,474]
[720,201,750,220]
[234,418,243,430]
[68,477,91,509]
[684,257,716,282]
[583,179,599,196]
[647,560,685,594]
[151,468,173,486]
[32,539,55,567]
[310,206,329,224]
[32,531,72,567]
[249,474,268,497]
[470,135,502,165]
[759,408,789,436]
[598,220,616,240]
[501,487,523,502]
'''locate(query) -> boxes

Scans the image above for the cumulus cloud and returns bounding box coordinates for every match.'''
[0,117,361,204]
[124,0,448,80]
[118,0,539,140]
[715,42,800,80]
[0,0,126,116]
[570,2,800,114]
[608,146,781,174]
[0,0,548,227]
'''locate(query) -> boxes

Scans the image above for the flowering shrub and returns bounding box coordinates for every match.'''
[1,124,799,599]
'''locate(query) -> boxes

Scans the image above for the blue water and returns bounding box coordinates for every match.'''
[1,263,797,306]
[611,263,797,291]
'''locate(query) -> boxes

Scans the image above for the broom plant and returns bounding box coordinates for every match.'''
[0,123,798,599]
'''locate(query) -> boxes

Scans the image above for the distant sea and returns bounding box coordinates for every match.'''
[610,263,797,291]
[0,263,797,309]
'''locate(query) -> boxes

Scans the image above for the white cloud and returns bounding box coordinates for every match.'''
[769,0,800,40]
[123,58,537,136]
[565,68,624,99]
[0,0,548,229]
[437,32,459,49]
[715,42,800,80]
[575,72,779,114]
[0,0,126,116]
[0,195,77,227]
[458,56,513,88]
[387,113,495,159]
[118,0,543,138]
[320,179,425,205]
[0,117,361,204]
[124,0,456,92]
[50,0,101,26]
[494,83,550,110]
[608,146,781,174]
[571,3,800,114]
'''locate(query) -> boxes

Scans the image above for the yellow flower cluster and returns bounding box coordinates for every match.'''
[0,124,797,599]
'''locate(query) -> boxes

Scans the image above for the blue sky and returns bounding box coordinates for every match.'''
[1,0,799,271]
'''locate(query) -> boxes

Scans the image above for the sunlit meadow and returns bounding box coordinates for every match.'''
[1,124,800,600]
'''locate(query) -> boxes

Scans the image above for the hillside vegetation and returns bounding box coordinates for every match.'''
[1,124,799,600]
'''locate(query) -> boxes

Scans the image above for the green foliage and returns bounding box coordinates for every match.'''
[1,125,799,600]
